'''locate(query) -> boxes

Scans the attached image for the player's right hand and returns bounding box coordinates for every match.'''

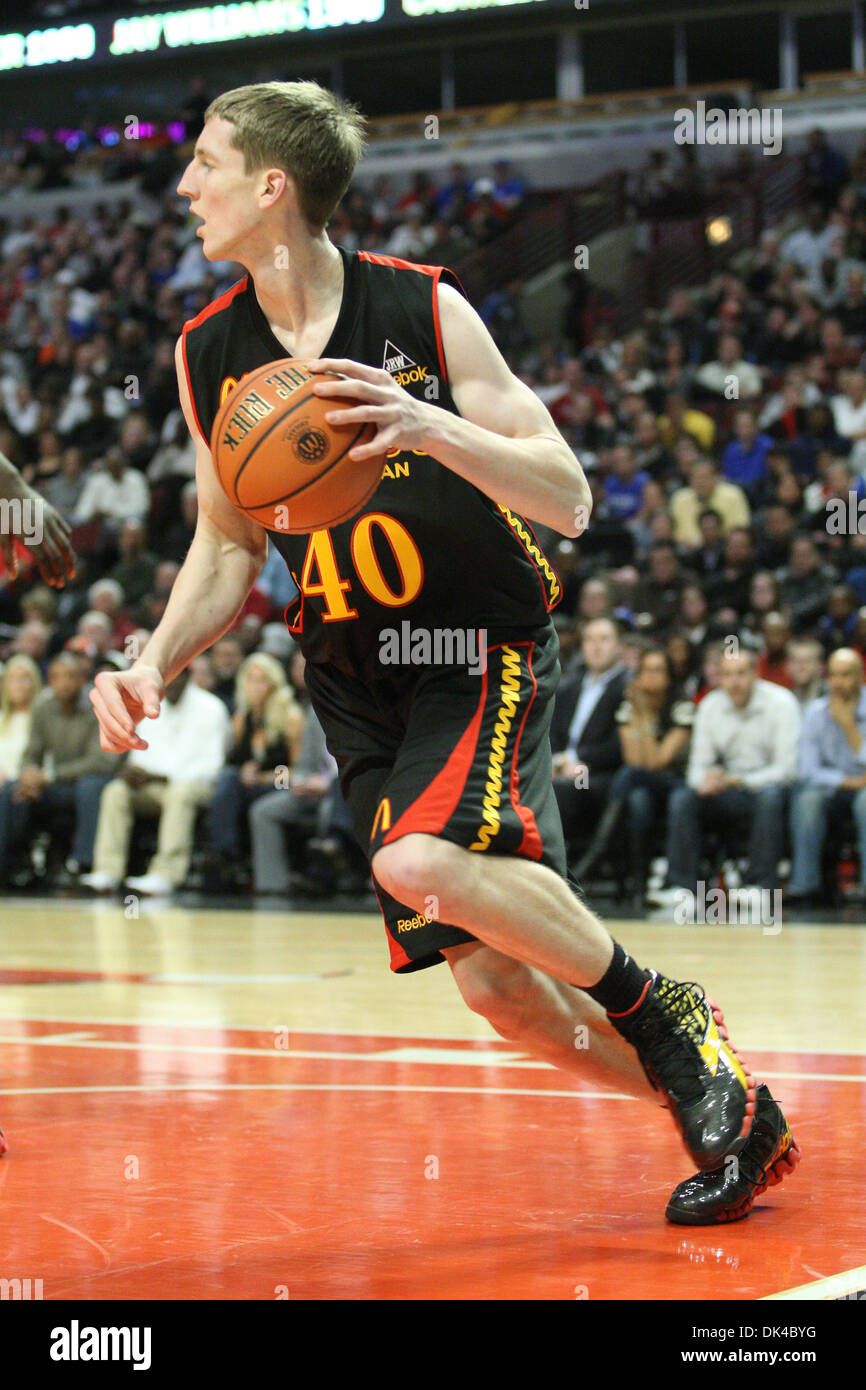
[90,664,165,753]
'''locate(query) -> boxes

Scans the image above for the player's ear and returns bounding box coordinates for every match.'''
[258,167,290,209]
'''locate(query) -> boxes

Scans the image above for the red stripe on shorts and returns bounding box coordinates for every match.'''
[381,667,488,843]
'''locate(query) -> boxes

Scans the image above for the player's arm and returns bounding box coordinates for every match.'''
[0,452,76,586]
[89,340,268,753]
[309,284,592,538]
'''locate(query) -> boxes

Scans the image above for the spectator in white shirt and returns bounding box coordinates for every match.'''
[81,668,230,895]
[780,202,840,282]
[386,204,436,261]
[831,369,866,469]
[649,649,801,906]
[695,333,762,399]
[2,381,40,437]
[72,446,150,532]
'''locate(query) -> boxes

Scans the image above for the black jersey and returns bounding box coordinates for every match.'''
[181,244,561,683]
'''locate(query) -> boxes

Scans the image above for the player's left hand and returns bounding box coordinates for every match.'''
[308,358,434,461]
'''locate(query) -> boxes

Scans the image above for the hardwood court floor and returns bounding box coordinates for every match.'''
[0,897,864,1301]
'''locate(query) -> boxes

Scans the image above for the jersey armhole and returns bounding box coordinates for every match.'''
[431,266,467,391]
[181,327,210,448]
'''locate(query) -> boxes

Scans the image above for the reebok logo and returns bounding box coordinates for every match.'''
[382,340,429,386]
[395,912,432,933]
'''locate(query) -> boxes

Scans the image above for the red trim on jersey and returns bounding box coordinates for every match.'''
[358,250,444,278]
[507,642,544,860]
[516,512,562,614]
[180,330,208,447]
[381,669,488,844]
[497,505,562,614]
[283,593,304,641]
[358,250,466,387]
[182,275,249,333]
[431,272,448,385]
[180,277,249,449]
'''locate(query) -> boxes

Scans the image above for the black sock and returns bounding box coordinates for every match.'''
[583,940,651,1016]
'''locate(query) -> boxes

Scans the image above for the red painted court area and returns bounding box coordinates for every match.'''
[0,1018,861,1300]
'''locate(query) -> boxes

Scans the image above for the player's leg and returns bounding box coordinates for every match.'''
[375,832,619,986]
[443,939,651,1098]
[373,830,756,1169]
[442,938,800,1225]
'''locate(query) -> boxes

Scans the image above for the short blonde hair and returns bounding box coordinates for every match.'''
[205,80,367,232]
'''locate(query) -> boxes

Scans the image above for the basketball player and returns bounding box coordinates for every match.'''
[0,447,77,1157]
[89,82,798,1224]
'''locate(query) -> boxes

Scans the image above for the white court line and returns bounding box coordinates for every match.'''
[0,1034,540,1068]
[0,1082,635,1100]
[0,1014,863,1057]
[0,1032,863,1082]
[763,1264,866,1301]
[0,1014,509,1043]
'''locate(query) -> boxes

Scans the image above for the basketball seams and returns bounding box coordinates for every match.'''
[211,359,380,529]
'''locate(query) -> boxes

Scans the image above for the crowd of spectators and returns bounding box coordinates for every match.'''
[0,108,865,910]
[527,131,866,911]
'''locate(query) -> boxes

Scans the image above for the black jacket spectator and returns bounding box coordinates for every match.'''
[550,666,630,773]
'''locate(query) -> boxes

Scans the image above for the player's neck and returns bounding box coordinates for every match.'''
[245,234,343,349]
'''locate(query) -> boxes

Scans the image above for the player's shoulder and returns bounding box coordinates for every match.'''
[356,249,466,299]
[181,276,250,340]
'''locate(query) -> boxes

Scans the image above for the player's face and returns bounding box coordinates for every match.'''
[177,117,264,263]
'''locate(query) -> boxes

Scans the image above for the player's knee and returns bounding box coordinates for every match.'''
[372,833,455,902]
[454,954,535,1034]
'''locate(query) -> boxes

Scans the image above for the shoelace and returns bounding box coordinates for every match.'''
[632,980,712,1105]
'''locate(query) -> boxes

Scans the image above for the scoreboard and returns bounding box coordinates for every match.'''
[0,0,578,73]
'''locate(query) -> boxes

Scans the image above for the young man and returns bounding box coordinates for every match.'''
[89,81,799,1223]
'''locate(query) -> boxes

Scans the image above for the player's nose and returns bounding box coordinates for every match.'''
[176,166,195,198]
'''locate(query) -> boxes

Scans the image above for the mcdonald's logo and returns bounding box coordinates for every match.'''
[371,797,392,840]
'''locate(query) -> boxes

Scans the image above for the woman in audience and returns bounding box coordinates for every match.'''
[573,646,693,903]
[740,569,784,648]
[0,654,42,784]
[202,652,305,888]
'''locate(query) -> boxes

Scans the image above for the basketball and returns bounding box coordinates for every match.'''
[210,358,386,532]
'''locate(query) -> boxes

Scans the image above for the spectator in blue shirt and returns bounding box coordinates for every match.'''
[491,159,527,213]
[604,444,650,523]
[788,647,866,902]
[722,407,775,503]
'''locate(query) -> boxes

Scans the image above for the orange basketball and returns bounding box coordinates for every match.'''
[210,358,386,533]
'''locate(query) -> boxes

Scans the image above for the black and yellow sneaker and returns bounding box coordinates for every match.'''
[609,971,756,1171]
[666,1084,800,1224]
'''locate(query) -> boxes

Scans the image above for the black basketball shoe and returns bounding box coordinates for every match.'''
[665,1083,800,1224]
[609,971,756,1171]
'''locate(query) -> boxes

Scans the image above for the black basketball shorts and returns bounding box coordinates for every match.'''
[304,624,568,973]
